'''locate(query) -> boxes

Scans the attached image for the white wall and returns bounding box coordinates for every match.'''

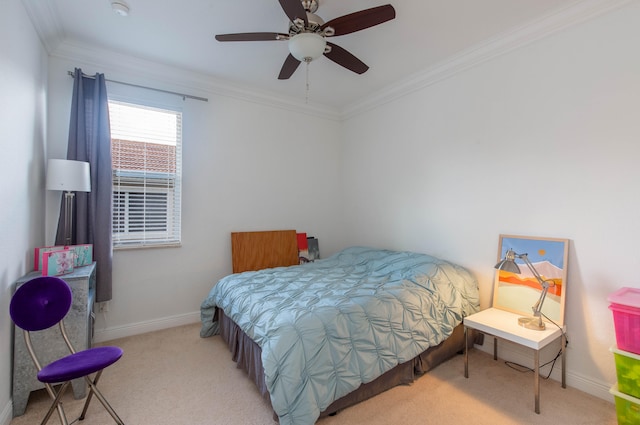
[45,53,346,341]
[341,2,640,400]
[8,2,636,419]
[0,0,48,422]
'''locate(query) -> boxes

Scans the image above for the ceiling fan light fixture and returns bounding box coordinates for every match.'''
[288,33,326,62]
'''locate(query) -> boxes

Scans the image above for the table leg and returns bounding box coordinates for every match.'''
[493,336,498,360]
[464,326,469,378]
[534,349,540,414]
[561,332,567,388]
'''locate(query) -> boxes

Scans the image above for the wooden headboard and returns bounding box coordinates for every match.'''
[231,230,299,273]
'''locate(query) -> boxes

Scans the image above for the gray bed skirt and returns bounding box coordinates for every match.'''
[216,308,477,420]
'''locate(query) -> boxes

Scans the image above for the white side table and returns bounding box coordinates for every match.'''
[463,307,566,414]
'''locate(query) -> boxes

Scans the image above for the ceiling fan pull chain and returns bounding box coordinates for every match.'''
[305,60,310,104]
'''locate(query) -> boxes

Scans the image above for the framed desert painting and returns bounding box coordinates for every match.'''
[493,235,569,326]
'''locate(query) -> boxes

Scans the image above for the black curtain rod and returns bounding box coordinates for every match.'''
[67,71,208,102]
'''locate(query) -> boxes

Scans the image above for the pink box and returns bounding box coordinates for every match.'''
[69,244,93,267]
[609,288,640,355]
[34,246,66,271]
[42,250,75,276]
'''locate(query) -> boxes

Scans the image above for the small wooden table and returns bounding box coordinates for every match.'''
[463,308,566,414]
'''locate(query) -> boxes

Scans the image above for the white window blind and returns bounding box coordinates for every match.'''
[109,100,182,248]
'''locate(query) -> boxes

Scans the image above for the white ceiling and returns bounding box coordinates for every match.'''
[24,0,581,109]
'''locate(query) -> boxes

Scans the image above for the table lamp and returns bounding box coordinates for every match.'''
[46,159,91,245]
[494,249,554,330]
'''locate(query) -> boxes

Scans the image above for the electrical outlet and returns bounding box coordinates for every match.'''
[98,301,110,313]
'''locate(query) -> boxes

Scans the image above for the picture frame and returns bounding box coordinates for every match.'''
[493,234,569,326]
[307,237,319,261]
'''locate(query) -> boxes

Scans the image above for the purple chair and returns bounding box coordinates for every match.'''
[10,276,125,425]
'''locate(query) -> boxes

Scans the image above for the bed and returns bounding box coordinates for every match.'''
[200,231,480,425]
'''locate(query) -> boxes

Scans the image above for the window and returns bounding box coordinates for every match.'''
[109,100,182,248]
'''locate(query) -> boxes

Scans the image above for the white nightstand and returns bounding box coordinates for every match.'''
[463,307,566,414]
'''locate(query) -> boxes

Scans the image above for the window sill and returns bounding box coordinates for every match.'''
[113,242,182,251]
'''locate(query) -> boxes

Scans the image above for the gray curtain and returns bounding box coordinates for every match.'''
[55,68,113,302]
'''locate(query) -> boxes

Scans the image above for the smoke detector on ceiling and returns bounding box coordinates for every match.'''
[111,1,130,17]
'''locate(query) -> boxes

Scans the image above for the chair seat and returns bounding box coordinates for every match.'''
[38,346,123,384]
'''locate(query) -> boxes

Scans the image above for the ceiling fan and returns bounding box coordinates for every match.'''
[215,0,396,80]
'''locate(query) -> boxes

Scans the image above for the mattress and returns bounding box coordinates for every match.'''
[201,246,480,425]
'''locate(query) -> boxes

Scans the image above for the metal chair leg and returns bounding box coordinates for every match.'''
[82,372,125,424]
[41,382,71,425]
[79,371,101,420]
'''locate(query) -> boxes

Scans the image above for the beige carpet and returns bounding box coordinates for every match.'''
[10,323,616,425]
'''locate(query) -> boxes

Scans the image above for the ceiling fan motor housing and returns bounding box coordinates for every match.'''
[301,0,319,14]
[290,12,325,34]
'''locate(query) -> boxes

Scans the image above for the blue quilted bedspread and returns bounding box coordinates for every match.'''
[200,247,479,425]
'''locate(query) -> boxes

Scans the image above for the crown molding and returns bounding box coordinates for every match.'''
[50,40,341,121]
[24,0,631,122]
[22,0,339,119]
[341,0,633,120]
[21,0,65,53]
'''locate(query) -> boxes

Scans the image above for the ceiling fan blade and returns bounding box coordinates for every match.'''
[215,33,288,42]
[321,5,395,36]
[278,54,301,80]
[278,0,308,26]
[324,42,369,74]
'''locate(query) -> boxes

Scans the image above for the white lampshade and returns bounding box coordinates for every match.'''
[288,33,326,62]
[46,159,91,192]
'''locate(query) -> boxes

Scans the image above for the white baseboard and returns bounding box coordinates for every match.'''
[0,399,12,425]
[6,316,614,424]
[475,337,613,402]
[1,313,200,425]
[93,311,201,343]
